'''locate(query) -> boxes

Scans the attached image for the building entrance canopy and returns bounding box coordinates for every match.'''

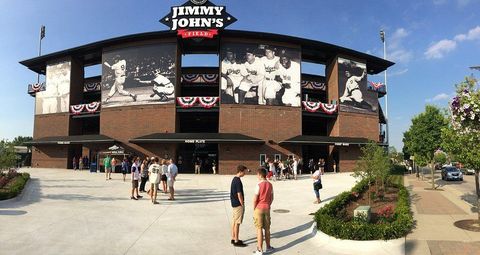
[130,133,264,144]
[279,135,372,146]
[25,135,116,146]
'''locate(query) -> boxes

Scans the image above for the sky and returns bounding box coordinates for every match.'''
[0,0,479,150]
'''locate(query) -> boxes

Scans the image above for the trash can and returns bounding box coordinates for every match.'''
[90,162,97,173]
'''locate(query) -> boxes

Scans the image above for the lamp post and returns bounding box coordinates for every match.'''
[380,30,389,146]
[37,25,45,83]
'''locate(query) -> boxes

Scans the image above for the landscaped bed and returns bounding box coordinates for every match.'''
[0,169,30,200]
[315,165,413,241]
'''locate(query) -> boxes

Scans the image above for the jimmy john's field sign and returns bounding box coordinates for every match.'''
[160,0,237,38]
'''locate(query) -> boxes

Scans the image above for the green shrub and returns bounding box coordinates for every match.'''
[314,179,413,240]
[0,172,30,200]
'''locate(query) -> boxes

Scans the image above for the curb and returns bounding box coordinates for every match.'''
[310,222,406,255]
[0,178,31,204]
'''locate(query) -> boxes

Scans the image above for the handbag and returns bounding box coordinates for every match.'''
[314,181,322,190]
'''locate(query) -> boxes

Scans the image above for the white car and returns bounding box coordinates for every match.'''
[462,168,475,175]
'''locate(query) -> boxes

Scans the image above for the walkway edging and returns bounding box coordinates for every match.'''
[310,222,406,255]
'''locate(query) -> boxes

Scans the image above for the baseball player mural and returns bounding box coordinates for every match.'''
[220,43,301,107]
[338,57,378,113]
[35,60,71,115]
[101,43,177,108]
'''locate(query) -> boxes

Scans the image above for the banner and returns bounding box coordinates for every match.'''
[101,43,177,108]
[338,57,378,114]
[35,59,71,115]
[220,43,301,107]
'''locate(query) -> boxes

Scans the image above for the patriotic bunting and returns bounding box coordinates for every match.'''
[177,97,198,108]
[198,97,219,109]
[85,102,100,113]
[369,81,384,89]
[69,102,101,114]
[28,82,45,93]
[84,81,101,92]
[70,104,85,115]
[301,80,326,91]
[181,74,219,84]
[302,101,338,114]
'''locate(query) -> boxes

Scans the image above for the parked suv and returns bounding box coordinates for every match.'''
[441,167,463,181]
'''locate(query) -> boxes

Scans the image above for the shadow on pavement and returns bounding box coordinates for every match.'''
[242,221,314,249]
[0,210,28,216]
[168,189,230,204]
[0,178,42,209]
[461,192,479,213]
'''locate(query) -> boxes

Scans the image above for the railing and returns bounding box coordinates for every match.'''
[70,102,101,115]
[302,101,338,115]
[177,97,219,109]
[27,82,46,95]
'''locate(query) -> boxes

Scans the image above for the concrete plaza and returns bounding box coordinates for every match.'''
[0,168,356,255]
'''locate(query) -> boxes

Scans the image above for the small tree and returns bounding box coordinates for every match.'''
[434,150,447,168]
[353,142,391,205]
[403,105,448,189]
[0,140,16,170]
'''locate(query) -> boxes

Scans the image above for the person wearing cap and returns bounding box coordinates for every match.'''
[134,69,174,102]
[230,165,248,247]
[276,51,301,107]
[261,45,281,105]
[239,48,265,104]
[221,49,245,104]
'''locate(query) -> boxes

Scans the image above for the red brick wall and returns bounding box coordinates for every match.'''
[32,145,69,168]
[218,105,302,174]
[338,146,362,172]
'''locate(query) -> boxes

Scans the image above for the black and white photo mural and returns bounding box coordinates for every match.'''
[338,57,378,114]
[35,59,71,115]
[101,43,177,108]
[220,43,301,107]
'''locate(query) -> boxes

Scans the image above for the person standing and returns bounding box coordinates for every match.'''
[312,165,322,204]
[333,159,337,173]
[230,165,248,247]
[73,156,77,171]
[194,157,201,174]
[130,157,142,200]
[111,157,118,174]
[252,168,274,255]
[308,158,315,174]
[212,159,217,174]
[121,157,130,182]
[292,156,299,180]
[104,155,112,180]
[167,158,178,201]
[148,157,161,204]
[139,158,148,192]
[161,159,168,194]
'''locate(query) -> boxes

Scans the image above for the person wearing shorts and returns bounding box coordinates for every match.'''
[130,157,142,200]
[148,157,161,204]
[252,168,274,255]
[103,155,112,180]
[167,158,178,201]
[230,165,248,247]
[161,159,168,193]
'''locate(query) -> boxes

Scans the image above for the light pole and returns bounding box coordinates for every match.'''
[37,25,45,83]
[380,30,389,146]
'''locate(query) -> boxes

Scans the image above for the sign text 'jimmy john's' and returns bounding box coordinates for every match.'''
[160,0,237,39]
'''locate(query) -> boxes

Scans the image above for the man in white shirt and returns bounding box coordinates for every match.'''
[221,49,245,103]
[239,48,265,104]
[135,69,175,102]
[104,56,137,103]
[276,52,301,107]
[261,46,281,105]
[148,157,162,204]
[167,158,178,201]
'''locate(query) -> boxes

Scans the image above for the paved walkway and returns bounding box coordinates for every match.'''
[0,168,356,255]
[405,174,480,255]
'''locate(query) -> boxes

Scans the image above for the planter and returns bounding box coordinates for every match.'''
[310,222,405,255]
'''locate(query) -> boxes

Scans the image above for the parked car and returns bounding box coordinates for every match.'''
[460,168,475,175]
[441,167,463,181]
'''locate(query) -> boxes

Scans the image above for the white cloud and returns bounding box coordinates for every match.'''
[424,39,457,59]
[386,28,414,64]
[425,25,480,59]
[389,68,409,77]
[425,92,454,102]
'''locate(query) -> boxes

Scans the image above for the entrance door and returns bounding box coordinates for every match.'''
[178,143,218,174]
[302,145,329,173]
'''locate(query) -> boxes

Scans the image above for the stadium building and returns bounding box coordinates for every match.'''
[21,0,392,174]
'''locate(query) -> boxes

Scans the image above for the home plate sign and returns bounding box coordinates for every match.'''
[160,0,237,39]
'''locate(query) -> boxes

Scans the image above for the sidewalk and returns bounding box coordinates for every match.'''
[405,174,480,255]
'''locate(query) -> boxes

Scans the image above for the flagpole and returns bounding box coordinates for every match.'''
[380,30,389,146]
[37,25,44,83]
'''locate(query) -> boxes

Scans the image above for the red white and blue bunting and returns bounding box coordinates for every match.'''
[84,81,101,92]
[302,101,338,114]
[28,82,45,93]
[85,102,100,113]
[301,80,326,91]
[181,74,219,84]
[177,97,198,108]
[70,104,85,115]
[69,102,101,114]
[368,81,384,89]
[319,103,338,115]
[198,97,219,109]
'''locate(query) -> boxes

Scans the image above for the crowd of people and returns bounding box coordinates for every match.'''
[72,156,90,171]
[102,155,178,204]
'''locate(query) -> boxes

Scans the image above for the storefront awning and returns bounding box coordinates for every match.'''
[24,135,116,146]
[130,133,264,144]
[279,135,372,146]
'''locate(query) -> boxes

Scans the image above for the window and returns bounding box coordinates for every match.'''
[274,154,281,162]
[259,154,266,167]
